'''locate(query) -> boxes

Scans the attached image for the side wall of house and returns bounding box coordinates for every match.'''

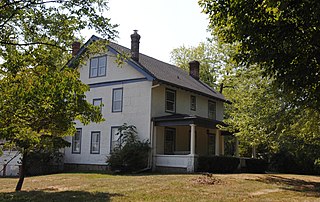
[151,84,224,120]
[64,50,152,167]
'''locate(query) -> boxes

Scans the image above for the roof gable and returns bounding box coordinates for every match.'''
[72,35,227,102]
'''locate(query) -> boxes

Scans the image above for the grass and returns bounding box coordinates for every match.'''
[0,173,319,201]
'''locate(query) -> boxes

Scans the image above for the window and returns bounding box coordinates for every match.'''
[190,95,196,111]
[72,129,82,154]
[165,89,176,113]
[112,88,123,112]
[110,127,120,152]
[90,56,107,78]
[208,134,216,155]
[208,101,216,119]
[93,98,102,111]
[164,127,176,154]
[90,131,100,154]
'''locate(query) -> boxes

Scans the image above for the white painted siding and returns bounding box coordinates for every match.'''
[79,50,144,85]
[0,151,21,177]
[151,84,224,121]
[64,51,152,165]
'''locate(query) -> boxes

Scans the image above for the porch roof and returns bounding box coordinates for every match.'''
[152,114,227,129]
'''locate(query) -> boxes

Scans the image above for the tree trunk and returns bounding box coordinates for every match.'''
[15,152,27,191]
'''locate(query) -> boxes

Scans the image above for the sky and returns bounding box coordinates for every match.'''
[81,0,210,64]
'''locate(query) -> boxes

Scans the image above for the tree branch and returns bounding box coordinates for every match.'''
[0,41,68,51]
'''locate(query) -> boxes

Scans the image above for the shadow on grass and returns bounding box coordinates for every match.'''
[0,190,123,202]
[251,175,320,197]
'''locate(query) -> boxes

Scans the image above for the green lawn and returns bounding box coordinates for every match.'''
[0,173,319,201]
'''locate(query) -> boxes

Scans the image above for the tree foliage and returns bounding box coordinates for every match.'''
[199,0,320,111]
[170,40,233,87]
[0,0,117,191]
[171,39,320,174]
[107,124,150,173]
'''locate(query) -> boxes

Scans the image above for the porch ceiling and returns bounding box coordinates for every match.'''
[152,114,227,129]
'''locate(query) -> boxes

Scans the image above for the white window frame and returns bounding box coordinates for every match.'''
[112,88,123,112]
[72,128,82,154]
[89,55,107,78]
[90,131,100,154]
[165,89,176,113]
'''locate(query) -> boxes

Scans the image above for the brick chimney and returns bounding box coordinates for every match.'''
[72,42,81,56]
[130,30,141,62]
[189,60,200,80]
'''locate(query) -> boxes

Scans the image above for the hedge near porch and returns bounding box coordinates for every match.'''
[198,156,240,173]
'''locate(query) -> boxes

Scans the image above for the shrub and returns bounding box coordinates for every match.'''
[107,123,151,173]
[198,156,240,173]
[245,158,268,173]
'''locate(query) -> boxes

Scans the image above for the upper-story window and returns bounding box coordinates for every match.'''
[93,98,102,112]
[112,88,123,112]
[90,56,107,78]
[165,89,176,113]
[208,100,216,119]
[190,95,196,111]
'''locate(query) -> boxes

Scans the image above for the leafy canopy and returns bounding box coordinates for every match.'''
[199,0,320,111]
[0,0,117,190]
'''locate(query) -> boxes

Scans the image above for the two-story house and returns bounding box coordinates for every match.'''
[64,30,230,173]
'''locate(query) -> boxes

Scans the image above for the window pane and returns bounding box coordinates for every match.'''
[208,101,216,119]
[111,127,120,152]
[99,66,106,76]
[165,89,175,112]
[90,58,98,77]
[91,132,100,153]
[166,91,174,101]
[93,99,102,106]
[72,129,81,153]
[90,67,98,77]
[113,101,121,111]
[166,102,174,112]
[99,56,106,67]
[114,89,122,101]
[164,128,176,154]
[91,58,98,68]
[112,89,123,112]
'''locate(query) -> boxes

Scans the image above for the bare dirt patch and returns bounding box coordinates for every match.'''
[192,173,225,185]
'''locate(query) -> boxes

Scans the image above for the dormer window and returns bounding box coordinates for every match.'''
[90,56,106,78]
[165,89,176,113]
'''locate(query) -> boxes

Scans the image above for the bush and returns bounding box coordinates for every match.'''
[245,158,268,173]
[107,123,151,173]
[198,156,240,173]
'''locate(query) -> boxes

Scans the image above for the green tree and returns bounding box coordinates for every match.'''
[0,0,117,191]
[199,0,320,111]
[170,40,233,87]
[172,40,320,174]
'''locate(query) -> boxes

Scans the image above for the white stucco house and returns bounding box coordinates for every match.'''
[64,31,232,173]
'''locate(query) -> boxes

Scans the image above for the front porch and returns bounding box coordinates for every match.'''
[152,114,239,173]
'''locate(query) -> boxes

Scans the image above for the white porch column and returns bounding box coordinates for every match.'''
[252,145,257,158]
[152,125,157,171]
[220,135,225,156]
[190,124,196,155]
[215,129,220,156]
[235,137,240,157]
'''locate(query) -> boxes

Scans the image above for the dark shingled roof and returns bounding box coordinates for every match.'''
[73,35,227,102]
